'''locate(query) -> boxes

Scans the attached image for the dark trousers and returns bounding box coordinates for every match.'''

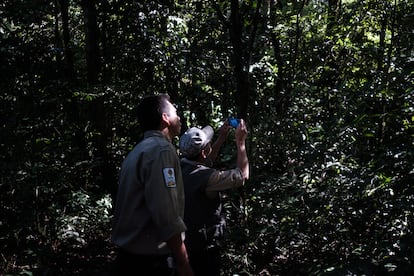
[188,247,221,276]
[110,249,174,276]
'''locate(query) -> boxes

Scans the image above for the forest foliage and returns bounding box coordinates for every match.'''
[1,0,413,275]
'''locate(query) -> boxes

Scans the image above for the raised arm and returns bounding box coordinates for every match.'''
[209,121,231,162]
[235,119,249,180]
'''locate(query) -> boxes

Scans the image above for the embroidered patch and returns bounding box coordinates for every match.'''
[163,168,176,188]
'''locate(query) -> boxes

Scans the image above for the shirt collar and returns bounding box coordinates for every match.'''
[181,157,210,168]
[144,130,167,140]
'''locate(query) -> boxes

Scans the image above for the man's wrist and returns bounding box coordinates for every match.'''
[174,249,190,266]
[237,141,246,148]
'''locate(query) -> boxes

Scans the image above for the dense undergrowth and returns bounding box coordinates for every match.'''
[2,0,413,275]
[2,161,413,275]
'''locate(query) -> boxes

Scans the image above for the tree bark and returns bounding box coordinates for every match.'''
[230,0,249,118]
[80,0,117,197]
[59,0,75,80]
[81,0,101,83]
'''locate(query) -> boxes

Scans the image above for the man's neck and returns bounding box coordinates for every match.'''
[160,128,172,142]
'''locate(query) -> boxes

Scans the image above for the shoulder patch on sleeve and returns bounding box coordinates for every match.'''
[163,168,177,188]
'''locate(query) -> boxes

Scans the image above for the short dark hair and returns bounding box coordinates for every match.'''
[137,94,171,131]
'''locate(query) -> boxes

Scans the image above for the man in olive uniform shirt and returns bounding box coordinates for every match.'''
[111,94,193,276]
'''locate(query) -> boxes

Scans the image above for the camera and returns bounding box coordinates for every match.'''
[228,118,240,128]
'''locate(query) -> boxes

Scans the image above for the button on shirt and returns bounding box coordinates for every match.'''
[111,131,187,255]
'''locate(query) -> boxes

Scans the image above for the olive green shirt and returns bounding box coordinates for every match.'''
[181,158,244,198]
[111,131,186,255]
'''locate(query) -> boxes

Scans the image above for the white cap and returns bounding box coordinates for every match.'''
[179,126,214,158]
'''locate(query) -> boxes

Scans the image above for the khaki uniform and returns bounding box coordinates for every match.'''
[181,158,244,275]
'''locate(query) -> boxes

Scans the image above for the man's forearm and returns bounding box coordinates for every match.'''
[166,233,189,265]
[237,141,249,180]
[210,135,226,161]
[166,233,193,275]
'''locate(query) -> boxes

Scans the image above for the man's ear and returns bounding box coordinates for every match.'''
[200,148,207,159]
[161,112,170,126]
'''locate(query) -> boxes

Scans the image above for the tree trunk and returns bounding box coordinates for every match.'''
[80,0,117,197]
[230,0,249,118]
[100,0,112,82]
[53,0,87,161]
[59,0,75,80]
[81,0,101,83]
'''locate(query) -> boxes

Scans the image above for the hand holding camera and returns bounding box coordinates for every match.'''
[230,118,247,143]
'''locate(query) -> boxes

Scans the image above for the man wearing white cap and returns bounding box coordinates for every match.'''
[179,119,249,276]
